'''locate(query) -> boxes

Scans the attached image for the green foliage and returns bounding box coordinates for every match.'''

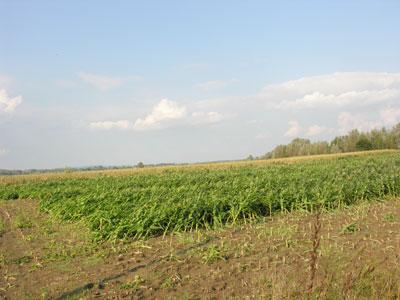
[4,192,19,200]
[263,138,330,159]
[11,255,33,265]
[342,223,359,234]
[120,275,145,290]
[201,244,226,264]
[1,153,400,241]
[356,136,373,151]
[14,215,33,229]
[384,214,396,222]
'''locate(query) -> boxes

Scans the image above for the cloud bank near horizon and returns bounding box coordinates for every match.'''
[89,98,228,131]
[260,72,400,110]
[88,72,400,139]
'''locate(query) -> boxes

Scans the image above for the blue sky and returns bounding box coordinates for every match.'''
[1,1,400,169]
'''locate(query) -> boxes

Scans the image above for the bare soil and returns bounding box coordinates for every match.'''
[1,198,400,299]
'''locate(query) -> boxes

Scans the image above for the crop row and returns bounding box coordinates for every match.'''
[1,152,400,240]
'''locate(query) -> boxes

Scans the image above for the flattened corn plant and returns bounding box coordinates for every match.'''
[1,153,400,241]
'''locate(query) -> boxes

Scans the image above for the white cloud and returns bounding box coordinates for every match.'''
[191,111,225,124]
[380,107,400,127]
[0,148,9,156]
[260,72,400,109]
[134,99,187,130]
[0,89,22,113]
[285,121,302,138]
[89,120,133,130]
[88,98,231,131]
[196,79,237,91]
[78,72,125,91]
[337,107,400,134]
[306,125,329,136]
[337,112,380,133]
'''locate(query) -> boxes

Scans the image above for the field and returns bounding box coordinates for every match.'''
[1,150,399,241]
[1,150,400,299]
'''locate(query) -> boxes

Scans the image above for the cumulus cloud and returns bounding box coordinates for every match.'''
[260,72,400,109]
[285,121,302,137]
[0,89,22,113]
[191,111,225,124]
[282,107,400,138]
[134,99,187,130]
[380,107,400,127]
[88,98,230,131]
[78,72,125,91]
[337,112,380,133]
[306,125,329,136]
[337,107,400,134]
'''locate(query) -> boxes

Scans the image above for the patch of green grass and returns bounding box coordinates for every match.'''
[160,274,183,289]
[120,275,145,290]
[0,253,6,266]
[161,277,175,289]
[23,234,35,241]
[384,214,396,222]
[234,242,253,258]
[201,244,227,264]
[14,215,33,229]
[4,192,19,200]
[0,217,5,236]
[29,262,44,272]
[42,240,98,262]
[11,255,33,265]
[342,223,359,234]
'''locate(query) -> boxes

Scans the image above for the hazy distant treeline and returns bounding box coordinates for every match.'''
[0,165,133,176]
[260,123,400,159]
[0,162,187,176]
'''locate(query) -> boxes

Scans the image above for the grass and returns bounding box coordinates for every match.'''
[383,213,396,222]
[342,223,359,233]
[13,215,33,229]
[0,217,5,236]
[1,151,400,241]
[200,244,227,264]
[119,275,145,290]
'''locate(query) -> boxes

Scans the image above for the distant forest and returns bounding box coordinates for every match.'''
[0,162,178,176]
[258,122,400,159]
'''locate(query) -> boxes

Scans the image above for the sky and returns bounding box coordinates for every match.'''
[1,1,400,169]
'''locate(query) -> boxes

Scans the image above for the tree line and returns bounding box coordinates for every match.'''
[258,123,400,159]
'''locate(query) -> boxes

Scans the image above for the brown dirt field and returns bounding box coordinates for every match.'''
[1,198,400,299]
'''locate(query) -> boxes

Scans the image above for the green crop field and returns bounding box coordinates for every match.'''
[1,151,400,241]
